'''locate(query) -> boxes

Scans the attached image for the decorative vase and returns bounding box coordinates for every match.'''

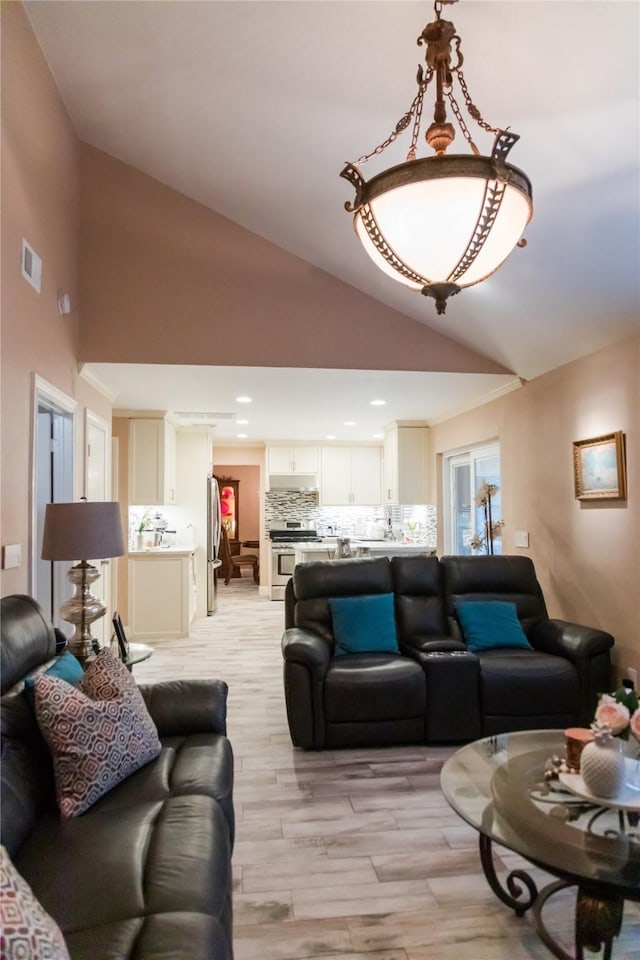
[580,724,626,798]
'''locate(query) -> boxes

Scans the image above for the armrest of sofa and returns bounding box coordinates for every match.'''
[531,619,614,662]
[531,619,614,725]
[281,628,331,676]
[400,635,467,660]
[139,679,229,737]
[282,628,331,749]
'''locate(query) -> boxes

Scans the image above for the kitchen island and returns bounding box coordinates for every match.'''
[294,541,436,565]
[128,546,197,640]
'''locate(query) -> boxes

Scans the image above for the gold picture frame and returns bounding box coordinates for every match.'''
[573,431,627,500]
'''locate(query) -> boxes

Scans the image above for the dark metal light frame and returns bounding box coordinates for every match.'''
[341,0,533,314]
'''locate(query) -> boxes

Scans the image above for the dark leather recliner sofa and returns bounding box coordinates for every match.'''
[1,594,234,959]
[282,555,614,749]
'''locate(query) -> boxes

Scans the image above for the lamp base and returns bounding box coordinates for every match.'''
[59,561,106,665]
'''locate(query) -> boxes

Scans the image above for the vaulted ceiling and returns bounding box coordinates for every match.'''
[25,1,640,441]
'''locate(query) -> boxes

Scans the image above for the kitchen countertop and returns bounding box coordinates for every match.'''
[128,546,195,557]
[294,541,436,557]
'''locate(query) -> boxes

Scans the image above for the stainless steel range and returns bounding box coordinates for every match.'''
[268,521,321,601]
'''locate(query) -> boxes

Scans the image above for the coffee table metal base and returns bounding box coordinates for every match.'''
[479,834,625,960]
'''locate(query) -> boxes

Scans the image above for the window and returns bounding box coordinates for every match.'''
[444,442,501,555]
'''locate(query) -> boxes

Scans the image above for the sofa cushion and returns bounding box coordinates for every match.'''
[14,796,232,941]
[0,844,70,960]
[479,648,580,718]
[24,652,83,703]
[34,649,161,817]
[325,654,425,723]
[329,593,398,656]
[456,600,532,653]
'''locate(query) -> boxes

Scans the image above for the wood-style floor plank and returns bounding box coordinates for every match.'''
[134,576,640,959]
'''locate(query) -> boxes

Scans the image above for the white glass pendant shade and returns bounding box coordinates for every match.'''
[353,156,533,291]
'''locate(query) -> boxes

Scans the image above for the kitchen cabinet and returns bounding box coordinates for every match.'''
[128,549,194,640]
[320,446,382,505]
[383,423,430,504]
[129,417,177,505]
[267,445,319,474]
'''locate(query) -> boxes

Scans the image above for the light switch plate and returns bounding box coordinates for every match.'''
[2,543,22,569]
[514,530,529,549]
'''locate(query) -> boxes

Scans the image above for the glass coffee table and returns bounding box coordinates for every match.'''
[440,730,640,960]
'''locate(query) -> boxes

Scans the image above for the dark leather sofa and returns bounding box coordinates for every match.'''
[1,594,234,959]
[282,555,614,749]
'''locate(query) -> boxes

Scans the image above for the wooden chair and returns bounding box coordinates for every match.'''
[220,526,259,585]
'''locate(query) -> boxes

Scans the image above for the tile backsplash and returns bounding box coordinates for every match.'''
[265,491,436,545]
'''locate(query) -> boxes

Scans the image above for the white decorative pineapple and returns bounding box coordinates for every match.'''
[580,722,625,798]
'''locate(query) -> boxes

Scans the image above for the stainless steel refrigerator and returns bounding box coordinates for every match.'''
[207,475,222,615]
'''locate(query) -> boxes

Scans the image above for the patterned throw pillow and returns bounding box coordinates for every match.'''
[34,648,161,818]
[0,845,70,960]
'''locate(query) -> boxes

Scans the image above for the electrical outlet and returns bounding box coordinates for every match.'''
[627,667,638,689]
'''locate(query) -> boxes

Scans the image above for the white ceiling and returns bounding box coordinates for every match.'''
[83,362,521,443]
[25,1,640,442]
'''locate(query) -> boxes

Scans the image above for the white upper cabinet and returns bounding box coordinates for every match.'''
[129,417,177,505]
[320,446,382,506]
[267,446,319,474]
[383,423,430,504]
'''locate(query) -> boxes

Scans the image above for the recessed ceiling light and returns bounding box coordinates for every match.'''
[326,434,336,440]
[236,396,252,404]
[236,419,249,425]
[344,421,356,426]
[370,399,386,406]
[236,433,248,439]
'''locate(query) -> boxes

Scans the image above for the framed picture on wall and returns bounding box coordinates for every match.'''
[573,431,627,500]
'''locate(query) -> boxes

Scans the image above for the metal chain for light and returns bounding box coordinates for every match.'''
[351,71,433,167]
[348,0,507,168]
[457,70,501,136]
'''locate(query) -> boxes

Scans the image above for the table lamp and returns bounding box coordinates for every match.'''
[41,500,125,663]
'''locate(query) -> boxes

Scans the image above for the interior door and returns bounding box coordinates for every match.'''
[33,377,76,628]
[85,411,111,645]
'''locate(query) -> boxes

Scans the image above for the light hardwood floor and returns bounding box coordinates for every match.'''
[134,576,640,960]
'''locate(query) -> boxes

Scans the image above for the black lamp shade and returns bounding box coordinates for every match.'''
[41,501,125,561]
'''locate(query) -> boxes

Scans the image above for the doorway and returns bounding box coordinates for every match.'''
[443,442,502,555]
[33,376,76,629]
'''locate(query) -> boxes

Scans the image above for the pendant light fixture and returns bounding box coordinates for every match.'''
[341,0,533,314]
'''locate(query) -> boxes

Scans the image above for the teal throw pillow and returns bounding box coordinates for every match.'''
[456,600,532,653]
[24,651,84,702]
[329,593,398,656]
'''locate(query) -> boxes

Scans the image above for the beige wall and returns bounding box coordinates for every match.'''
[431,334,640,679]
[77,145,508,376]
[0,2,112,596]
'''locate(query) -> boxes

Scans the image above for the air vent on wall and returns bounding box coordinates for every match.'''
[174,411,236,424]
[21,239,42,293]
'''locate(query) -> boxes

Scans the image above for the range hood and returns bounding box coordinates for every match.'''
[268,474,319,492]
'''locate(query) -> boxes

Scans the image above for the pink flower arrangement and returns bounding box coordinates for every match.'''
[594,686,640,741]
